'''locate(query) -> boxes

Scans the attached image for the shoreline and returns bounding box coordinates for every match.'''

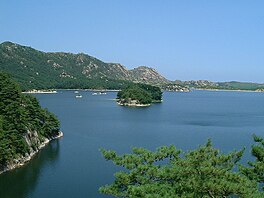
[22,88,264,94]
[194,88,264,93]
[84,89,120,92]
[22,90,58,94]
[57,88,120,92]
[23,89,120,93]
[117,101,151,107]
[0,131,63,175]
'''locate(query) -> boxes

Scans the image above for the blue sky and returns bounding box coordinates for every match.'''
[1,0,264,82]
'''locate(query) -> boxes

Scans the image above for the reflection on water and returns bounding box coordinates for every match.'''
[0,140,60,198]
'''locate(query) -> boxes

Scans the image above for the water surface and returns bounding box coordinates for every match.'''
[0,90,263,198]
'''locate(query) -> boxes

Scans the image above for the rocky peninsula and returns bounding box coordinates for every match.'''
[0,131,63,174]
[0,72,62,174]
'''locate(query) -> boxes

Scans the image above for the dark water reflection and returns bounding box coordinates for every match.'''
[0,140,60,198]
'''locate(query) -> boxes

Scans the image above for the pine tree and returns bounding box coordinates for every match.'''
[100,140,262,197]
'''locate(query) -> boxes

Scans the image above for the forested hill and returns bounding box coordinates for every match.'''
[2,42,264,92]
[0,72,61,173]
[0,42,170,90]
[117,84,162,106]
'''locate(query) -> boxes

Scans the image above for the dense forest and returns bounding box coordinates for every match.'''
[100,135,264,197]
[0,72,60,170]
[117,84,162,105]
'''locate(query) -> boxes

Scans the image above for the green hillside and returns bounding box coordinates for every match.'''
[0,42,169,90]
[0,42,135,90]
[2,41,262,92]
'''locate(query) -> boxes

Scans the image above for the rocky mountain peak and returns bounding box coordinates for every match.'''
[129,66,170,85]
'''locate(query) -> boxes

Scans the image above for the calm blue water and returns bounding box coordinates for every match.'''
[0,90,264,198]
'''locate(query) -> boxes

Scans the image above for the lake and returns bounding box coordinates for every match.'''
[0,90,264,198]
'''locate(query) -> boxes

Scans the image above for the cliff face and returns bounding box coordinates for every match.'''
[0,130,63,174]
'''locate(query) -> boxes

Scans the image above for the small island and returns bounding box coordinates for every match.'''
[117,84,162,107]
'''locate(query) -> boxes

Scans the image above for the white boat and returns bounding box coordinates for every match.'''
[75,94,82,98]
[74,91,79,94]
[92,92,106,95]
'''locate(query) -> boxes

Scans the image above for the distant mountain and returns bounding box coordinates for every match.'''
[0,42,170,90]
[3,41,260,92]
[129,66,170,85]
[175,80,264,91]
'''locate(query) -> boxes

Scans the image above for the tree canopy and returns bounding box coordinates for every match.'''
[0,72,60,168]
[240,135,264,191]
[100,137,264,197]
[117,84,162,105]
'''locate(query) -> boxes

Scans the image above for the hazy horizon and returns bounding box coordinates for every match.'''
[1,1,263,83]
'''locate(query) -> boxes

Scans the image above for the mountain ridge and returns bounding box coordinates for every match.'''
[1,41,264,92]
[0,41,170,90]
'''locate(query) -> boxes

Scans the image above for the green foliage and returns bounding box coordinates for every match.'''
[137,84,162,101]
[0,72,60,167]
[100,139,263,197]
[117,87,152,105]
[240,135,264,190]
[0,42,152,91]
[117,84,162,105]
[55,77,133,90]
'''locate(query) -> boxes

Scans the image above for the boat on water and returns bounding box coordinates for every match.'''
[92,92,107,95]
[75,94,82,98]
[74,91,79,94]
